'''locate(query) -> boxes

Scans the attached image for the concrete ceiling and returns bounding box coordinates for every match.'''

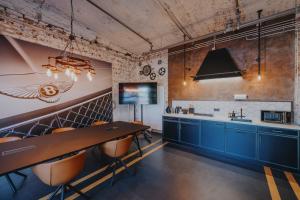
[0,0,296,55]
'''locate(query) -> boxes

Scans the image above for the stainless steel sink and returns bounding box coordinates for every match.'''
[193,113,214,117]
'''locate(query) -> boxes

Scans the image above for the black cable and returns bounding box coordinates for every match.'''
[183,35,186,82]
[70,0,74,36]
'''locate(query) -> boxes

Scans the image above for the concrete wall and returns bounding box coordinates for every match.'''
[168,31,295,103]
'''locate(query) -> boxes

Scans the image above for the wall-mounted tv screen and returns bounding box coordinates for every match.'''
[119,82,157,105]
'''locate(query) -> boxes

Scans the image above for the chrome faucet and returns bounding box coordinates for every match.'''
[228,108,246,119]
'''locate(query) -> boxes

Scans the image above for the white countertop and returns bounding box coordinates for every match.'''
[163,113,300,130]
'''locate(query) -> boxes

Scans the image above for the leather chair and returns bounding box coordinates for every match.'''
[102,135,133,185]
[52,127,75,134]
[32,150,88,200]
[91,120,108,126]
[0,137,27,193]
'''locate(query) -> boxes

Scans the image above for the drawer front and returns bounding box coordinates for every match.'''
[225,129,256,159]
[163,116,179,122]
[258,126,298,137]
[201,121,225,151]
[163,121,179,141]
[226,123,257,132]
[259,134,298,169]
[180,123,200,146]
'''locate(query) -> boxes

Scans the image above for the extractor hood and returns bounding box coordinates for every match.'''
[193,48,242,80]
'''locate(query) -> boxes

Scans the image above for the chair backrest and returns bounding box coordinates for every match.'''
[91,120,108,126]
[52,127,75,135]
[32,150,86,186]
[0,136,21,144]
[102,135,133,158]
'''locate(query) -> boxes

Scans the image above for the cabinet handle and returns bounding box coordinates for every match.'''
[272,130,283,133]
[215,123,223,126]
[236,130,246,134]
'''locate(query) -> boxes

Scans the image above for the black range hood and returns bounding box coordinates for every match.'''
[193,48,242,80]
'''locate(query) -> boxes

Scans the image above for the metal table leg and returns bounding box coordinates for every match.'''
[134,135,143,157]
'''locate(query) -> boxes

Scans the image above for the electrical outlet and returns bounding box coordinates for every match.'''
[214,108,220,112]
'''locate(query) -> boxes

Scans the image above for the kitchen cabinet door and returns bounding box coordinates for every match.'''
[180,122,200,146]
[226,129,256,159]
[163,120,179,141]
[201,121,225,152]
[259,133,298,169]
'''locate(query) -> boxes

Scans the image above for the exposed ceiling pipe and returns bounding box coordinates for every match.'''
[86,0,153,50]
[166,19,296,56]
[149,7,297,55]
[153,0,192,39]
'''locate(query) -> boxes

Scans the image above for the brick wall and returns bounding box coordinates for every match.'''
[168,32,295,103]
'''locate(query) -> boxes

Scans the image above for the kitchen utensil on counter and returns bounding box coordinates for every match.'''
[165,106,171,114]
[182,109,188,114]
[174,106,182,114]
[188,105,194,114]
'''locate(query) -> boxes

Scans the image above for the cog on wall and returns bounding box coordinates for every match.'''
[150,72,156,80]
[158,67,166,76]
[0,81,73,103]
[141,65,152,76]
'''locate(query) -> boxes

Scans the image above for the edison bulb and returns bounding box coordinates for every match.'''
[257,74,261,81]
[70,71,75,80]
[65,68,70,76]
[183,81,187,86]
[87,71,93,81]
[74,74,78,82]
[54,73,58,80]
[46,69,52,77]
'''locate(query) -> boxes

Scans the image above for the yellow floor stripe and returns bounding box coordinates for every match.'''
[264,166,281,200]
[284,171,300,199]
[39,139,162,200]
[66,142,169,200]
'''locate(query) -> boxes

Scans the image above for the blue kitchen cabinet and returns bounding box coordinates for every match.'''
[201,121,225,152]
[180,119,200,146]
[225,123,257,159]
[163,118,179,141]
[258,127,299,169]
[163,116,300,172]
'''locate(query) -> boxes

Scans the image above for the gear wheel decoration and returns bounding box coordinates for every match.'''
[142,65,152,76]
[150,72,156,80]
[158,67,166,76]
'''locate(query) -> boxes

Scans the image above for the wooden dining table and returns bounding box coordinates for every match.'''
[0,121,149,176]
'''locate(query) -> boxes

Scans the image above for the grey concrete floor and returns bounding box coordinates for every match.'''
[0,133,298,200]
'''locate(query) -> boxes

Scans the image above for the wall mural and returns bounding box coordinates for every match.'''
[0,34,112,121]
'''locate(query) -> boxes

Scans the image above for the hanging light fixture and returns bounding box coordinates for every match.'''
[257,9,263,81]
[42,0,96,81]
[183,35,187,86]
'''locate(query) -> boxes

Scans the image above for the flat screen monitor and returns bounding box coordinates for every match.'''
[119,82,157,105]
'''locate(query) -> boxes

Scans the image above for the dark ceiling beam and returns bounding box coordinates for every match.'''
[154,0,192,39]
[86,0,153,49]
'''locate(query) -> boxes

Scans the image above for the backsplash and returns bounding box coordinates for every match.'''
[172,100,292,122]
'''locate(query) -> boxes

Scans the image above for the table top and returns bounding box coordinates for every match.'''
[0,121,149,176]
